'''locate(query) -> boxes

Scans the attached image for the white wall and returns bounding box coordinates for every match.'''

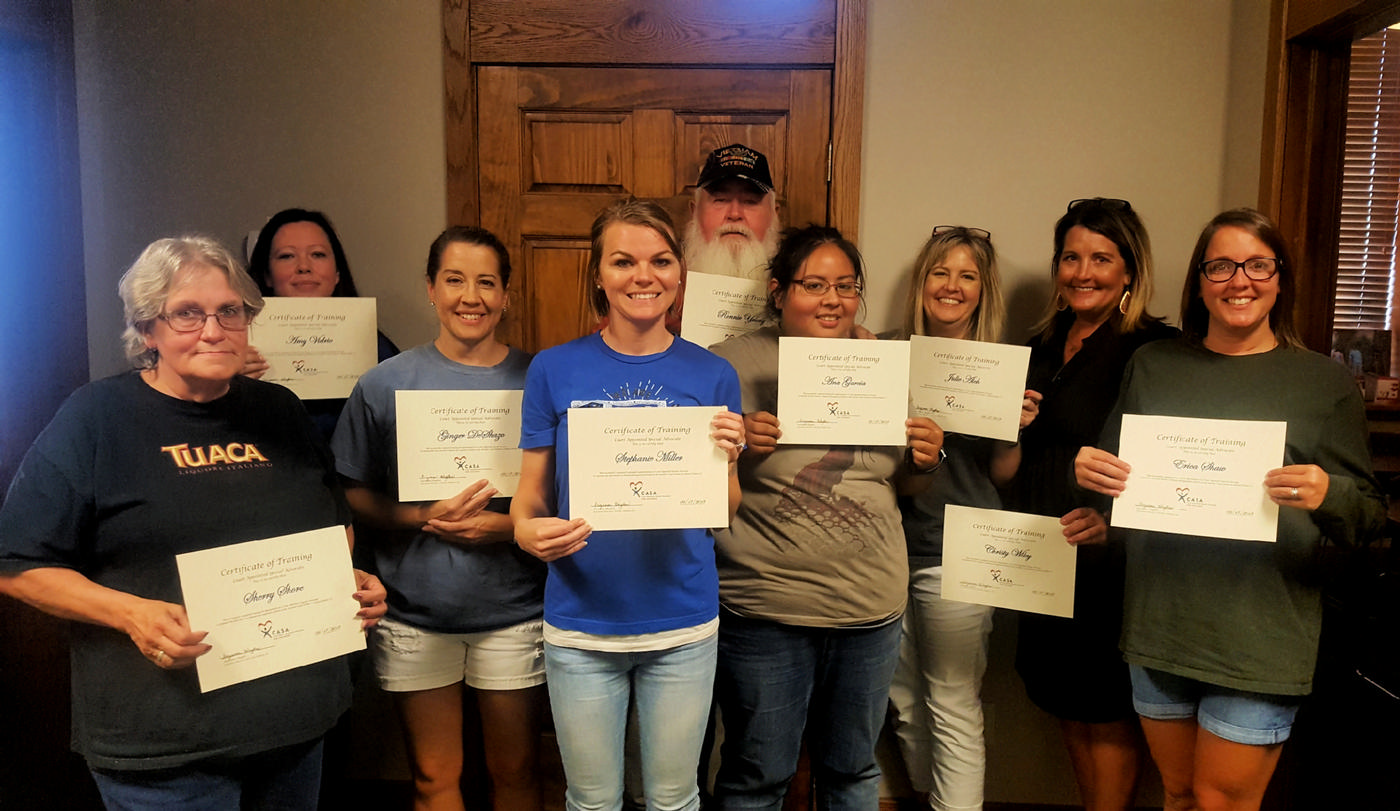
[74,0,446,378]
[859,2,1269,803]
[859,0,1267,341]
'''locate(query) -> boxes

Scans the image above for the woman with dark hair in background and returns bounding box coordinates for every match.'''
[332,226,545,811]
[1075,209,1384,811]
[512,198,745,811]
[1008,198,1177,811]
[0,236,386,808]
[709,224,942,811]
[244,207,400,437]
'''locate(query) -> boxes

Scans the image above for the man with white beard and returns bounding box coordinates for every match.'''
[684,143,781,279]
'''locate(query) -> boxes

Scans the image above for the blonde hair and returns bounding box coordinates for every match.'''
[903,228,1004,342]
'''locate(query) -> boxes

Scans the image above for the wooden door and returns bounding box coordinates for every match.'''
[478,65,832,352]
[445,0,866,354]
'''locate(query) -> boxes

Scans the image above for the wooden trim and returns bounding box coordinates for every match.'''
[467,0,836,65]
[443,0,479,226]
[830,0,865,242]
[1258,0,1400,351]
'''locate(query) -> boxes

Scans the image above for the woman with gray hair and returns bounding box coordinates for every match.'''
[0,236,387,808]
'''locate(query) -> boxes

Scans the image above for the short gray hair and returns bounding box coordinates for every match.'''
[118,236,264,369]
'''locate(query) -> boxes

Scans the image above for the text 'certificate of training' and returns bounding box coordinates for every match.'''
[942,505,1077,618]
[776,337,910,446]
[908,335,1030,442]
[567,406,728,531]
[680,272,770,348]
[395,390,523,501]
[1112,414,1285,542]
[176,526,364,693]
[250,297,378,400]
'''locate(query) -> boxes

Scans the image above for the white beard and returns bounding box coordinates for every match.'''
[683,217,780,280]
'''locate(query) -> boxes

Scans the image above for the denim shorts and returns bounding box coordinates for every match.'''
[1129,664,1299,745]
[371,616,545,692]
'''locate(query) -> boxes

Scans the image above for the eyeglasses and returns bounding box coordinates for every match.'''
[1199,257,1280,282]
[790,278,863,298]
[1067,198,1133,213]
[158,305,252,333]
[932,225,992,240]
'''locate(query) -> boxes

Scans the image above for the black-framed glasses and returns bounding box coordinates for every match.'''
[158,305,252,333]
[1067,198,1133,213]
[932,225,992,240]
[1199,257,1280,282]
[790,278,863,298]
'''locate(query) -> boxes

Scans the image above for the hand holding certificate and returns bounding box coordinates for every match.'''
[396,390,523,501]
[176,526,366,692]
[942,505,1078,617]
[777,337,910,445]
[567,406,730,531]
[1104,414,1285,542]
[249,297,379,399]
[908,335,1030,442]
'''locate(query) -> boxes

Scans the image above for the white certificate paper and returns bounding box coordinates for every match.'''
[776,337,910,446]
[567,406,728,531]
[176,526,364,693]
[395,390,522,501]
[942,505,1077,618]
[908,335,1030,442]
[249,297,378,400]
[1112,414,1285,542]
[680,272,769,348]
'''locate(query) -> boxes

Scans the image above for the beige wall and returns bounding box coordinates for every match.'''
[75,0,447,378]
[860,2,1268,803]
[68,0,1269,803]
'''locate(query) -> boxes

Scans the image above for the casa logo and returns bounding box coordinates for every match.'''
[291,359,323,377]
[826,401,852,417]
[942,394,967,411]
[257,619,293,640]
[629,480,658,499]
[1175,487,1203,505]
[160,443,268,469]
[454,456,477,470]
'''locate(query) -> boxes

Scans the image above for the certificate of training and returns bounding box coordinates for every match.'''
[249,297,378,400]
[567,406,729,531]
[680,272,770,348]
[1112,414,1285,542]
[176,526,364,693]
[776,337,910,446]
[942,505,1078,618]
[908,335,1030,442]
[395,389,523,501]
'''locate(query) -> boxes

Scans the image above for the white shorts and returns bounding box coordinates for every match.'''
[370,616,546,692]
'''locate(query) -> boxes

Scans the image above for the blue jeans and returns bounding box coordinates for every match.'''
[713,610,903,811]
[546,636,717,811]
[89,739,323,810]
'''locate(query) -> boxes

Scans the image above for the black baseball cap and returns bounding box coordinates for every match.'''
[696,143,774,194]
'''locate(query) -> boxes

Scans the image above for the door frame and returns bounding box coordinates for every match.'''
[443,0,866,240]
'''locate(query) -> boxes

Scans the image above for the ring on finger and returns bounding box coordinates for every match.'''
[1291,487,1299,499]
[154,649,169,664]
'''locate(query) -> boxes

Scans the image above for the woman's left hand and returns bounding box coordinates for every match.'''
[352,569,388,629]
[1264,464,1330,511]
[1061,506,1108,545]
[711,410,746,464]
[905,416,944,471]
[1020,389,1043,430]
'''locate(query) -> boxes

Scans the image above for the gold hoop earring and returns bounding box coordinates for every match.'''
[1119,289,1131,315]
[1054,293,1068,312]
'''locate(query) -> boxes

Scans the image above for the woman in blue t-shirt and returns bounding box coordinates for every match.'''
[511,198,745,811]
